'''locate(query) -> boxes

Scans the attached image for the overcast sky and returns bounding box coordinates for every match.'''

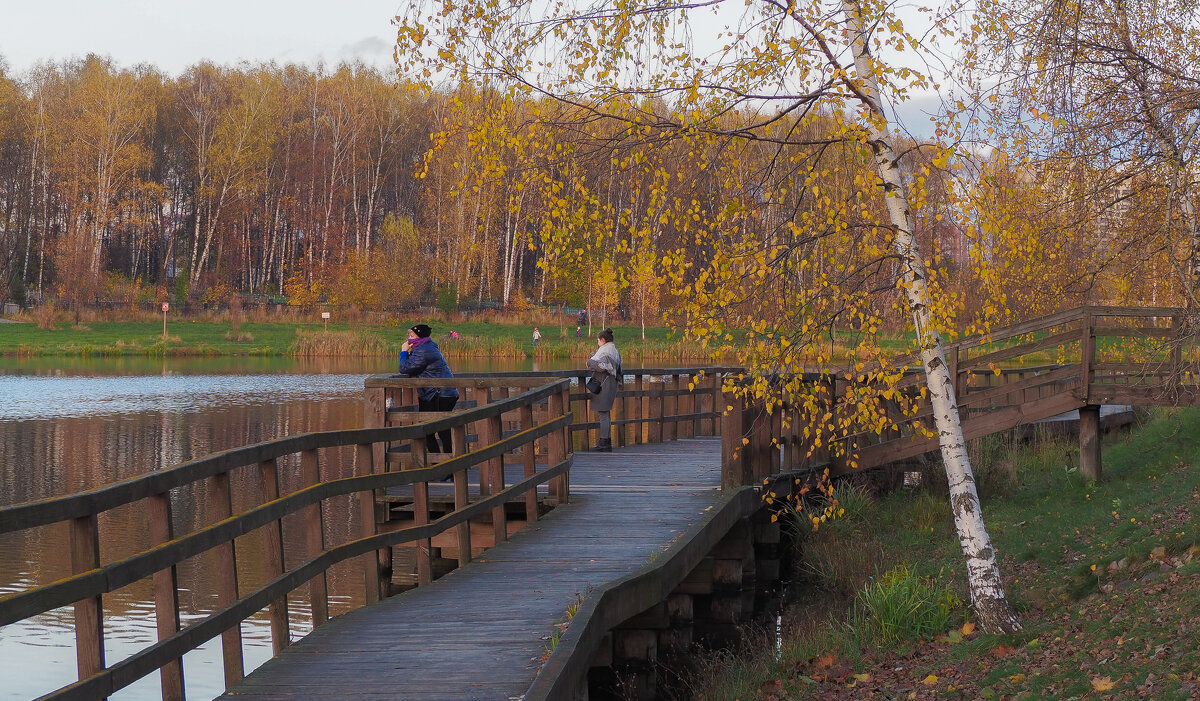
[0,0,403,76]
[0,0,945,136]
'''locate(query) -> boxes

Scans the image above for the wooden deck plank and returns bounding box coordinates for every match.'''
[221,438,723,701]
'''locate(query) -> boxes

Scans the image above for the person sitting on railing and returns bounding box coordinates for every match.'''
[586,327,622,452]
[398,323,459,453]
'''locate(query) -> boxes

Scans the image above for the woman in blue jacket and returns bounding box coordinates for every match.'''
[397,323,459,453]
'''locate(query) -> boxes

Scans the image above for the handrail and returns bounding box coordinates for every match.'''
[0,377,574,701]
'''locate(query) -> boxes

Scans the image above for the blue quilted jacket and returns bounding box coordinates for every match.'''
[396,340,460,402]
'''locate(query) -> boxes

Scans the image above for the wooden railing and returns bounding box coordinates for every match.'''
[720,307,1200,485]
[0,378,572,701]
[438,367,742,450]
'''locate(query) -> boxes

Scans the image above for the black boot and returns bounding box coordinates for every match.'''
[592,437,612,452]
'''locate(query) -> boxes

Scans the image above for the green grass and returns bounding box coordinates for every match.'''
[694,407,1200,699]
[0,318,708,358]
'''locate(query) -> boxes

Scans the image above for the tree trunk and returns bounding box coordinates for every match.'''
[843,0,1021,634]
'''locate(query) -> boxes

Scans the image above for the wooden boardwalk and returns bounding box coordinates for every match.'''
[222,438,724,700]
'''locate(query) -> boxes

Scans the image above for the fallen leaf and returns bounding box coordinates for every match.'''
[991,644,1015,657]
[1008,673,1026,684]
[923,674,939,684]
[854,673,871,682]
[758,679,785,695]
[814,653,838,670]
[1092,676,1115,692]
[961,621,977,636]
[946,630,963,644]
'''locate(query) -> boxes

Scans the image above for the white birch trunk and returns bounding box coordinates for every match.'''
[843,0,1021,634]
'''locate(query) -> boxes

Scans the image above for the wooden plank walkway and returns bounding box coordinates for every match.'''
[222,438,724,700]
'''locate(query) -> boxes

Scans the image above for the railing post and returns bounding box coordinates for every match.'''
[300,448,329,627]
[578,372,591,451]
[634,374,645,444]
[366,384,386,481]
[1080,313,1095,403]
[648,377,663,443]
[69,513,104,687]
[489,409,508,545]
[948,345,960,401]
[721,384,746,489]
[689,373,702,438]
[751,398,772,482]
[258,458,290,652]
[148,492,184,700]
[452,423,472,567]
[665,375,680,441]
[710,372,723,436]
[549,386,570,504]
[411,434,433,586]
[207,472,244,687]
[521,404,539,522]
[356,441,383,604]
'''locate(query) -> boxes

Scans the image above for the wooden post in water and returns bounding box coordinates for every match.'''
[70,513,104,685]
[207,472,244,686]
[148,492,184,700]
[300,448,329,627]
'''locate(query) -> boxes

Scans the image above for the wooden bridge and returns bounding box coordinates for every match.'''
[1,306,1197,700]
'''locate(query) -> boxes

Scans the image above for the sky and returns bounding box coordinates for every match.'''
[0,0,946,136]
[0,0,403,76]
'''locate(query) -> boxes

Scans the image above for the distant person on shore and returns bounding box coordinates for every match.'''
[397,323,459,453]
[532,327,542,345]
[576,326,582,339]
[449,330,459,339]
[585,327,622,452]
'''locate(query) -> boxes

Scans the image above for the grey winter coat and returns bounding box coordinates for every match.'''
[586,342,622,412]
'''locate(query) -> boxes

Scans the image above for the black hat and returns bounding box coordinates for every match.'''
[410,324,432,338]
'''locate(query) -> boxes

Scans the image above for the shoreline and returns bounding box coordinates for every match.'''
[0,319,723,361]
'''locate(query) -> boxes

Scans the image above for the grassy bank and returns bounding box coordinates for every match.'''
[695,408,1200,700]
[0,318,714,359]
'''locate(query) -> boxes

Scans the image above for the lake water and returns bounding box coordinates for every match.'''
[0,356,583,700]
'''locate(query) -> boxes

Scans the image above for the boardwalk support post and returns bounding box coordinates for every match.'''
[1079,405,1102,482]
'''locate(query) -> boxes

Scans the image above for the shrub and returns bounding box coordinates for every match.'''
[847,565,960,646]
[32,301,59,330]
[791,483,890,596]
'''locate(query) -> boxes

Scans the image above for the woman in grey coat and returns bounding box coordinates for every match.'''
[586,327,622,451]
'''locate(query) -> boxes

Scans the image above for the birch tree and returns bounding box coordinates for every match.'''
[395,0,1022,631]
[966,0,1200,305]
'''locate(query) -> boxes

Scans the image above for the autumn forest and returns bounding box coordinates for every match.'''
[0,0,1197,343]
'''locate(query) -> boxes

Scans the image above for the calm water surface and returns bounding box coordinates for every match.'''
[0,355,577,700]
